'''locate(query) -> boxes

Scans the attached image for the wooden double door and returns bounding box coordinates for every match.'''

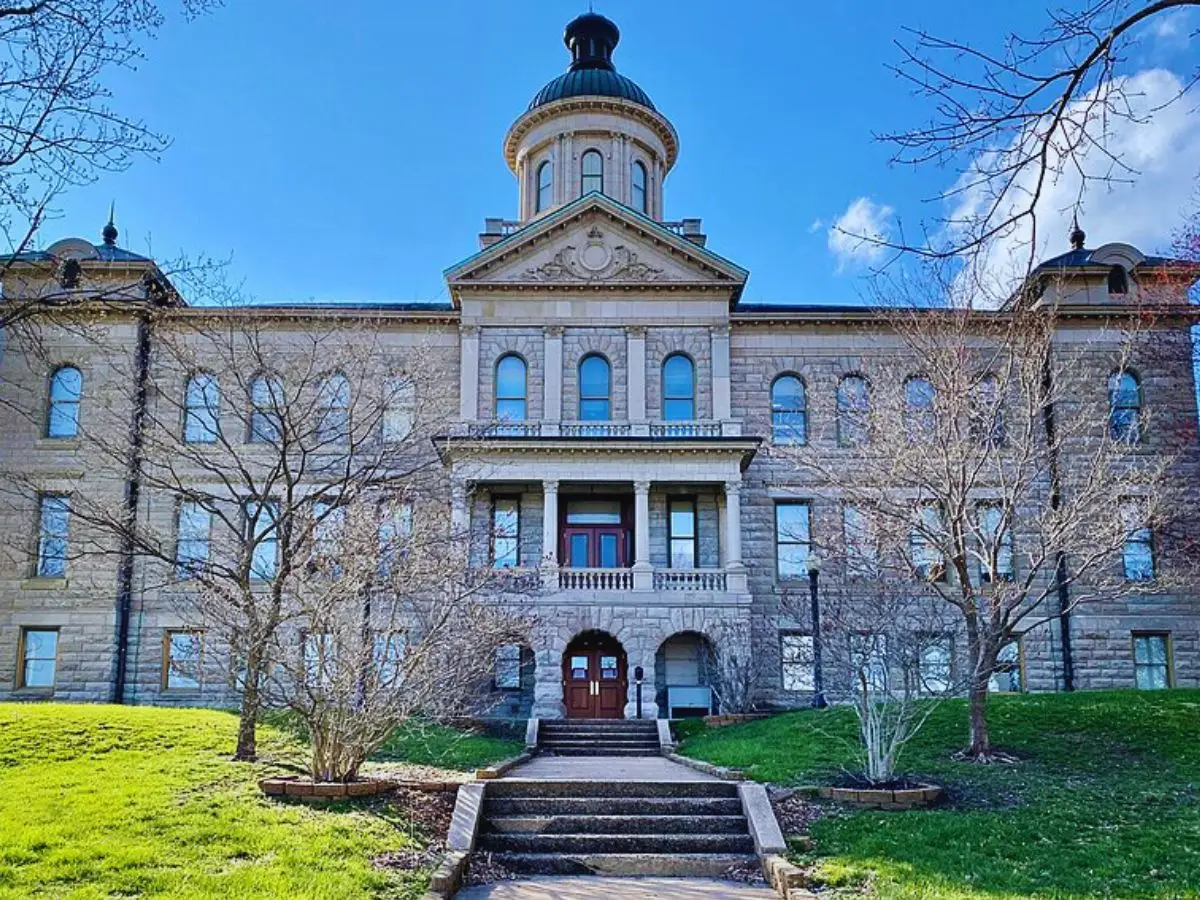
[562,632,627,719]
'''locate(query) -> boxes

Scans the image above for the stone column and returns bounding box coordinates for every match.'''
[533,645,567,719]
[711,325,731,423]
[633,479,652,591]
[459,325,480,422]
[724,478,747,594]
[627,326,647,434]
[543,326,563,435]
[624,652,660,719]
[541,480,559,587]
[451,479,471,541]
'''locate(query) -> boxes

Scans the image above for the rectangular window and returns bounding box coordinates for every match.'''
[842,503,876,576]
[36,494,70,578]
[1120,499,1155,581]
[378,501,414,577]
[917,635,952,694]
[175,501,212,579]
[977,502,1014,582]
[245,500,279,581]
[494,644,522,689]
[382,377,416,442]
[775,501,811,580]
[668,498,697,569]
[850,632,889,694]
[989,640,1023,692]
[780,632,815,691]
[18,627,59,689]
[163,630,203,690]
[492,496,520,569]
[910,503,946,581]
[1133,632,1171,690]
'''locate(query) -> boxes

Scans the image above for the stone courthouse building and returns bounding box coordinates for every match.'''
[2,13,1198,719]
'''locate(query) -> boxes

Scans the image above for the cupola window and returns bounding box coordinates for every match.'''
[631,161,647,213]
[1108,265,1129,295]
[536,161,553,212]
[581,150,603,196]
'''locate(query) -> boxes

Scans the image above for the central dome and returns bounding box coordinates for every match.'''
[527,13,656,112]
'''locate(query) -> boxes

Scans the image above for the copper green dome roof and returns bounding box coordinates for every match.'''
[527,13,656,113]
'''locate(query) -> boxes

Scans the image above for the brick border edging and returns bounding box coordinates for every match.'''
[258,776,394,800]
[818,783,942,810]
[664,751,745,781]
[762,854,817,900]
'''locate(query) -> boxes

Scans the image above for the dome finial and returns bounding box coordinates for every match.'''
[102,202,118,246]
[1069,214,1085,251]
[564,11,620,71]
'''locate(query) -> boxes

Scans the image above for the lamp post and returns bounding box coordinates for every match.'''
[808,560,827,708]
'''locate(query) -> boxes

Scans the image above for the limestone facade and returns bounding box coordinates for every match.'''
[2,13,1198,717]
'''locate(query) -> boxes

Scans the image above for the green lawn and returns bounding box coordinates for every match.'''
[372,720,523,771]
[678,690,1200,898]
[0,704,513,899]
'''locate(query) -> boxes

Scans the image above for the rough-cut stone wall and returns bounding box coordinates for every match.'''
[478,328,544,422]
[646,327,712,419]
[562,328,627,421]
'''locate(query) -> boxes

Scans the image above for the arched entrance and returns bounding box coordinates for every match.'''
[562,630,628,719]
[655,631,717,719]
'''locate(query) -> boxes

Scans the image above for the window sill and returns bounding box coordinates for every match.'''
[36,438,81,450]
[12,686,55,696]
[21,577,68,591]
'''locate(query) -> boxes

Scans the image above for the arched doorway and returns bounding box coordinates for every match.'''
[655,631,717,719]
[562,630,628,719]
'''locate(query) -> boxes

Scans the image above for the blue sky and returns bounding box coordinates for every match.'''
[51,1,1200,306]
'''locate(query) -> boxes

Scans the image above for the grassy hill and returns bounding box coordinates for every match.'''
[678,690,1200,898]
[0,704,513,899]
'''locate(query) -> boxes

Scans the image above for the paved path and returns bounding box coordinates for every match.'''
[502,755,716,781]
[455,877,775,899]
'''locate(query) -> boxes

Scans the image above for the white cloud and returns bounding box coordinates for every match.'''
[828,197,894,271]
[1148,9,1192,45]
[949,68,1200,303]
[808,218,824,233]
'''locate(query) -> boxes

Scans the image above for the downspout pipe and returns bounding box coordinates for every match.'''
[1040,343,1075,691]
[112,311,152,703]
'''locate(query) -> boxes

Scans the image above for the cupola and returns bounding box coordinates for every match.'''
[503,13,678,223]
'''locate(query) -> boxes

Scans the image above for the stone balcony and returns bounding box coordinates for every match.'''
[493,564,749,602]
[455,419,743,439]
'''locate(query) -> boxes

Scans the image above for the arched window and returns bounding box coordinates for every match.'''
[46,366,82,438]
[904,376,936,443]
[316,373,350,444]
[662,354,695,421]
[1109,370,1142,443]
[581,149,603,196]
[578,354,611,421]
[970,373,1005,448]
[495,354,527,422]
[631,161,647,213]
[1108,265,1129,295]
[837,375,869,446]
[249,374,284,443]
[184,373,220,443]
[536,161,553,213]
[771,374,807,444]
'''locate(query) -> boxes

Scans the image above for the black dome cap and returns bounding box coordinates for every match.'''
[527,13,656,112]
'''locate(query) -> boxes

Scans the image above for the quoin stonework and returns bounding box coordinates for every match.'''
[2,13,1199,719]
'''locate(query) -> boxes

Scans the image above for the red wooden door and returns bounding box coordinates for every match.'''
[562,638,627,719]
[562,528,626,568]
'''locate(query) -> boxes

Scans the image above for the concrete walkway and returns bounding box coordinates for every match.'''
[455,876,776,899]
[502,755,716,781]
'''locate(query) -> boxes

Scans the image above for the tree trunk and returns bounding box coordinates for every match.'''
[967,674,991,758]
[234,659,260,761]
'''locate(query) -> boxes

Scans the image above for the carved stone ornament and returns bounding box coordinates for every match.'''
[512,227,672,283]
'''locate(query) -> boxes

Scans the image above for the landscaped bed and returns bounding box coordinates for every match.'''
[0,703,517,899]
[677,689,1200,898]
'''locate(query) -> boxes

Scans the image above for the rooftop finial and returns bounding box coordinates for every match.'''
[1069,214,1085,251]
[102,202,118,246]
[564,11,620,71]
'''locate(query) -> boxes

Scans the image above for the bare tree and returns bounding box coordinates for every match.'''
[772,266,1196,758]
[0,0,222,329]
[259,498,530,783]
[839,1,1199,272]
[3,306,461,760]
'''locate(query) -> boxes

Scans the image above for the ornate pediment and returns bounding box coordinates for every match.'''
[444,195,748,304]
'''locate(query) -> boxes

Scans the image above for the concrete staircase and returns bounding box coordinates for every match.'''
[536,719,660,757]
[475,779,757,876]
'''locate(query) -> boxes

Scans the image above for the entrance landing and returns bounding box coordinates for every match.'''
[502,755,716,781]
[454,876,776,899]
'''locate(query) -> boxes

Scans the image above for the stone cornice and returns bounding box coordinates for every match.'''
[433,434,760,468]
[503,96,679,174]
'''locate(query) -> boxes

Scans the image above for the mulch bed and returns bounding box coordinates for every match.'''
[770,787,828,837]
[371,787,458,874]
[461,852,521,886]
[723,858,768,885]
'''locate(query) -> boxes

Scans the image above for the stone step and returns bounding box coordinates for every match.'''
[483,814,749,835]
[537,738,662,749]
[475,852,758,878]
[477,832,757,855]
[484,796,745,817]
[540,721,658,732]
[486,780,738,799]
[538,747,661,757]
[539,729,659,739]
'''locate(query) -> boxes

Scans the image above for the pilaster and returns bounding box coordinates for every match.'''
[459,325,480,421]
